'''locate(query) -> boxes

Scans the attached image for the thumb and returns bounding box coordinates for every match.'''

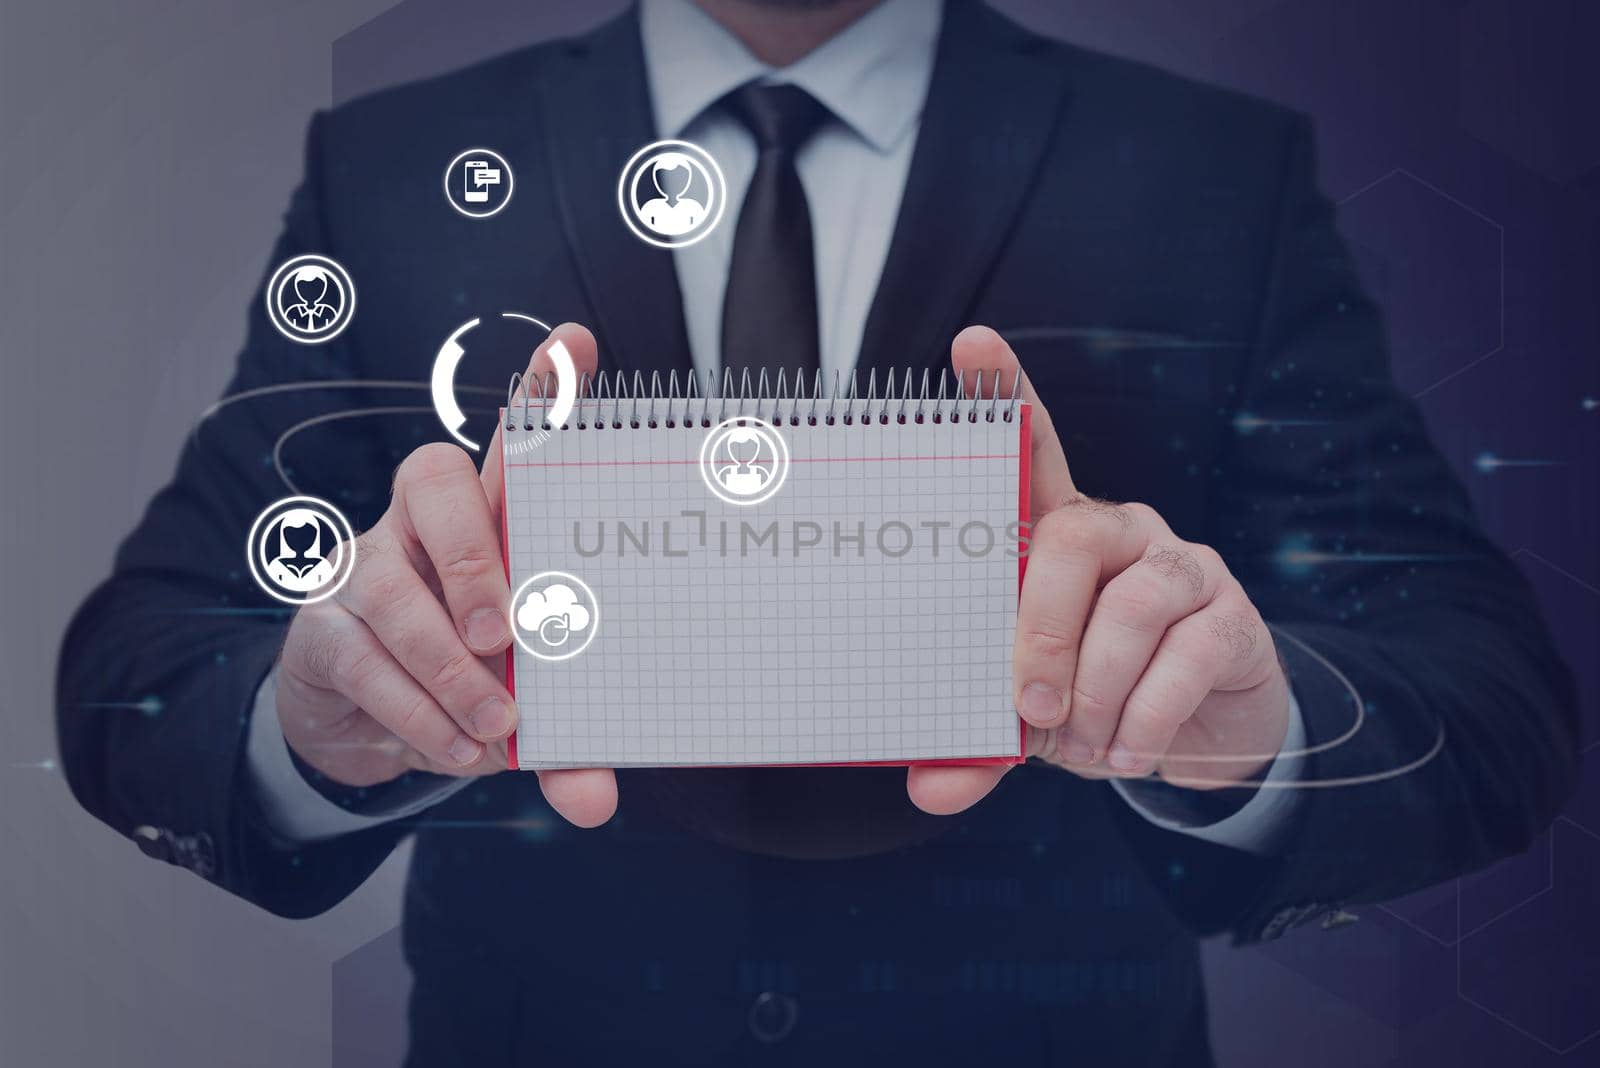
[481,322,601,511]
[950,325,1076,516]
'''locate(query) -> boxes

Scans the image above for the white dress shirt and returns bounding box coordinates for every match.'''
[643,0,937,380]
[248,0,1304,848]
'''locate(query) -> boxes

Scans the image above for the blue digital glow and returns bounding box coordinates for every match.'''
[79,697,165,716]
[1231,412,1331,434]
[1474,452,1561,474]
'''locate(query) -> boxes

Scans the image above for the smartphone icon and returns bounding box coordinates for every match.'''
[464,159,499,203]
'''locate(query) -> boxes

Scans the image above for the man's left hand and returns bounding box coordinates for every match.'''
[907,326,1291,816]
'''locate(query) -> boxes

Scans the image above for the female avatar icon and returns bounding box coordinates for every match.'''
[714,432,774,497]
[700,418,788,506]
[261,508,342,594]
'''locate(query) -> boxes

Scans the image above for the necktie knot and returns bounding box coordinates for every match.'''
[725,82,831,154]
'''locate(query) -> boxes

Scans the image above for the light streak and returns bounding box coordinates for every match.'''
[78,697,164,715]
[1231,412,1333,434]
[1000,326,1245,351]
[1474,452,1561,474]
[1276,548,1471,568]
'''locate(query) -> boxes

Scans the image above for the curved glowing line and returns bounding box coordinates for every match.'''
[543,339,578,432]
[1097,626,1368,769]
[1151,625,1366,765]
[271,404,491,493]
[192,379,501,450]
[499,312,570,432]
[1102,625,1447,790]
[428,313,556,452]
[1146,721,1446,790]
[503,430,553,457]
[499,313,552,330]
[433,318,480,449]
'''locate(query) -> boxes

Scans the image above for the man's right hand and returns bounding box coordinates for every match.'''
[273,323,618,827]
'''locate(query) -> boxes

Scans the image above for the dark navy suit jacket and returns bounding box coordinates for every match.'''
[57,3,1576,1064]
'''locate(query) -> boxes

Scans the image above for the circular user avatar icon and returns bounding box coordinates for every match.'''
[511,572,599,662]
[246,496,356,605]
[700,417,790,506]
[444,147,514,219]
[617,139,726,248]
[265,255,356,344]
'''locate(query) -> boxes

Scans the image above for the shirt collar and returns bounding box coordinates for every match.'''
[640,0,943,153]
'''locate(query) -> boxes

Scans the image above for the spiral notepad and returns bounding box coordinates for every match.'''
[500,371,1029,769]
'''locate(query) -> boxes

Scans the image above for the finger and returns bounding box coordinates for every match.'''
[481,322,601,513]
[394,443,513,656]
[281,604,487,771]
[1108,594,1269,777]
[906,763,1011,816]
[338,525,518,743]
[275,663,411,787]
[402,736,508,778]
[1061,541,1225,771]
[1012,500,1168,733]
[536,767,618,828]
[950,324,1075,516]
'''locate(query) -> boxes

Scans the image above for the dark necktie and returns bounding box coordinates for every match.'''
[630,84,948,860]
[719,82,832,384]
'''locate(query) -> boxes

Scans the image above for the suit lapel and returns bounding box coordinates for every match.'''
[532,2,1071,389]
[535,10,695,384]
[857,1,1073,382]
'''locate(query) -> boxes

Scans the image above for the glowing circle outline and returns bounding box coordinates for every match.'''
[443,147,515,219]
[264,255,356,345]
[245,495,357,605]
[616,139,727,249]
[699,416,790,507]
[510,570,600,662]
[431,311,556,452]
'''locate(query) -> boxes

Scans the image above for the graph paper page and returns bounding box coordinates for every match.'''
[502,401,1023,768]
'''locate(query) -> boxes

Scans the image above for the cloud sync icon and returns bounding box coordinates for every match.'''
[510,571,599,661]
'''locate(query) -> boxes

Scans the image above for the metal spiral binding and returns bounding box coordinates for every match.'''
[503,367,1022,432]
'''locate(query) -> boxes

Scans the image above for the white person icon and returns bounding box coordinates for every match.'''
[263,254,356,344]
[714,428,774,496]
[637,152,705,236]
[282,266,341,332]
[699,417,790,506]
[617,139,726,249]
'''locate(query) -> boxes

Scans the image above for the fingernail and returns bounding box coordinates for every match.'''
[469,697,515,739]
[465,608,509,652]
[1058,730,1095,765]
[1107,743,1141,772]
[448,736,484,767]
[1020,683,1065,725]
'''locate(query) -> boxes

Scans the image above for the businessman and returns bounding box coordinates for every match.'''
[58,0,1576,1063]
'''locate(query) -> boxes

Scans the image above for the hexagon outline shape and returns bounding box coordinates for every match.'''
[1513,546,1600,792]
[1337,167,1505,400]
[1454,817,1600,1056]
